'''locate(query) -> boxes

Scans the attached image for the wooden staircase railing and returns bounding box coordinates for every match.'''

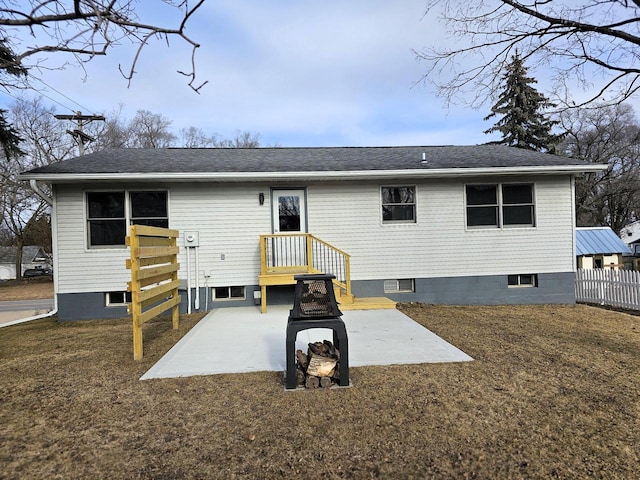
[259,234,352,312]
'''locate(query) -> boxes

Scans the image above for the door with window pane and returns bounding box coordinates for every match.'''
[271,189,307,268]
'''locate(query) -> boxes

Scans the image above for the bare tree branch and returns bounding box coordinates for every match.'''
[0,1,206,92]
[419,0,640,109]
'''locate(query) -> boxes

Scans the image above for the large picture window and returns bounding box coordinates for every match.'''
[466,183,535,228]
[87,190,168,247]
[381,186,416,223]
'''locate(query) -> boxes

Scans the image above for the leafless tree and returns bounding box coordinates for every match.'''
[417,1,640,109]
[178,127,264,148]
[0,0,207,92]
[126,110,176,148]
[560,103,640,233]
[0,150,49,279]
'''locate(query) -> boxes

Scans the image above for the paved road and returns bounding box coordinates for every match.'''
[0,299,54,312]
[0,299,55,326]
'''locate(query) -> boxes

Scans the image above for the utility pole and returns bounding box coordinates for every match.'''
[54,111,105,155]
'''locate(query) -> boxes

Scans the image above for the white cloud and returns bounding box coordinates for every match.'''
[0,1,499,147]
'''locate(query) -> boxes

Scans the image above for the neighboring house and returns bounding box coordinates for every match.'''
[20,145,605,321]
[0,246,51,280]
[575,227,631,270]
[620,220,640,255]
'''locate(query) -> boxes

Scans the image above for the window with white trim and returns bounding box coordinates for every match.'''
[507,274,538,287]
[466,183,535,228]
[106,291,132,306]
[87,190,168,247]
[384,279,415,293]
[381,186,416,223]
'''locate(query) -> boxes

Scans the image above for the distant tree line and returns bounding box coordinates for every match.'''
[0,96,268,278]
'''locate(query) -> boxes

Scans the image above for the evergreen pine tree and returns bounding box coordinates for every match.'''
[484,53,562,153]
[0,39,26,159]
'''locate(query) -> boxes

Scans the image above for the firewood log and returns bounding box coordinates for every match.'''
[295,350,308,370]
[305,375,320,389]
[320,377,332,388]
[296,368,306,386]
[306,353,337,377]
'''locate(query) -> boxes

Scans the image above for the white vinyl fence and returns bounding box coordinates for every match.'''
[575,268,640,310]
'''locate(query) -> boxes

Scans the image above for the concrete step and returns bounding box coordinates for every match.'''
[338,296,397,311]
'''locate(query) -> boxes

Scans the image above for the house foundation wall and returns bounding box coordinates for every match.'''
[55,273,575,321]
[353,272,576,305]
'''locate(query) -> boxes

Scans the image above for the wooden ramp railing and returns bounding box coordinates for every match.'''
[259,233,351,313]
[126,225,181,360]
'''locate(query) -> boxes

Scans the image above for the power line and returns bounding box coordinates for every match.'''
[28,76,99,115]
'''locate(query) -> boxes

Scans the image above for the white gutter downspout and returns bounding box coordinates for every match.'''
[30,179,53,206]
[0,295,58,328]
[186,246,192,314]
[1,180,58,328]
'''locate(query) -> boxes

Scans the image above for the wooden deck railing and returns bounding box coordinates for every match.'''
[259,233,351,297]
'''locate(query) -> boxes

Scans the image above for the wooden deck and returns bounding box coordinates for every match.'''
[258,267,396,313]
[258,233,396,313]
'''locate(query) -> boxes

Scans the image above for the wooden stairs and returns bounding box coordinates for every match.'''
[258,234,396,313]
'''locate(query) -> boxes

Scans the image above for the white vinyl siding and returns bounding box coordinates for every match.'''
[53,176,574,294]
[306,177,573,281]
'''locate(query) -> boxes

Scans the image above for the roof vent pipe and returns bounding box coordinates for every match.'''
[421,152,427,165]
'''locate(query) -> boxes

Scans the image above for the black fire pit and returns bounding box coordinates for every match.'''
[285,274,350,389]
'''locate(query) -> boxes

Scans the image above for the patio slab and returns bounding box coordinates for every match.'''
[140,305,473,380]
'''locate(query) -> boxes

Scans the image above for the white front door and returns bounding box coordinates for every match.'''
[271,189,307,267]
[272,189,307,234]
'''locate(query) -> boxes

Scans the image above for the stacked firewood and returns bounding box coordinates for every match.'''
[294,340,341,389]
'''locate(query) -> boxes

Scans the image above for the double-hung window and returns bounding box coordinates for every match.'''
[466,184,535,228]
[87,190,168,247]
[381,186,416,223]
[87,192,126,246]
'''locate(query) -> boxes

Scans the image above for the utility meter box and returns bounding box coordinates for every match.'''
[184,231,200,247]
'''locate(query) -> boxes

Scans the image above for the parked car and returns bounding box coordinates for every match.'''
[23,267,53,277]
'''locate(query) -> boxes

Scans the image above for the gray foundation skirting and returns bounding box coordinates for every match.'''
[56,272,575,320]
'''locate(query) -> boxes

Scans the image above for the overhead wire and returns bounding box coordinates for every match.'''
[28,75,100,115]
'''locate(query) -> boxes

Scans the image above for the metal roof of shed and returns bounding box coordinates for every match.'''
[575,227,631,256]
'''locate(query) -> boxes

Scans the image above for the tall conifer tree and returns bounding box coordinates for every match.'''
[484,53,562,153]
[0,39,26,158]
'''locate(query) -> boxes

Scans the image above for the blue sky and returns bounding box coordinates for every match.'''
[0,1,618,147]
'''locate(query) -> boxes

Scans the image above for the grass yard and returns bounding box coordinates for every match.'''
[0,277,54,301]
[0,302,639,479]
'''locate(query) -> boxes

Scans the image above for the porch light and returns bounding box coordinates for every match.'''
[259,192,265,205]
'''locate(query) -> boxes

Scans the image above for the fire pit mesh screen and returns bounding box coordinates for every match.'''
[289,274,343,319]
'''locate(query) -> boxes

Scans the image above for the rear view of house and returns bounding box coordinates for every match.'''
[21,145,605,320]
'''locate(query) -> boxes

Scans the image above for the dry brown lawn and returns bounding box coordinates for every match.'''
[1,300,639,479]
[0,277,54,301]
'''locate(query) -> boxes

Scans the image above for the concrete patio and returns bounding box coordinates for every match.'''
[141,305,473,380]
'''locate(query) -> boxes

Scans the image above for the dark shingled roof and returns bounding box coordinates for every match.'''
[23,145,593,176]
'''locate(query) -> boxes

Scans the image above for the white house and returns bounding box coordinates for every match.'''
[0,246,51,280]
[20,145,605,320]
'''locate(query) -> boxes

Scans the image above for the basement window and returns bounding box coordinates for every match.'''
[213,286,246,301]
[384,279,415,293]
[507,274,538,288]
[106,291,132,306]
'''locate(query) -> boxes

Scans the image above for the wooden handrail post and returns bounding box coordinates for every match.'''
[306,234,313,273]
[345,254,352,297]
[259,235,267,275]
